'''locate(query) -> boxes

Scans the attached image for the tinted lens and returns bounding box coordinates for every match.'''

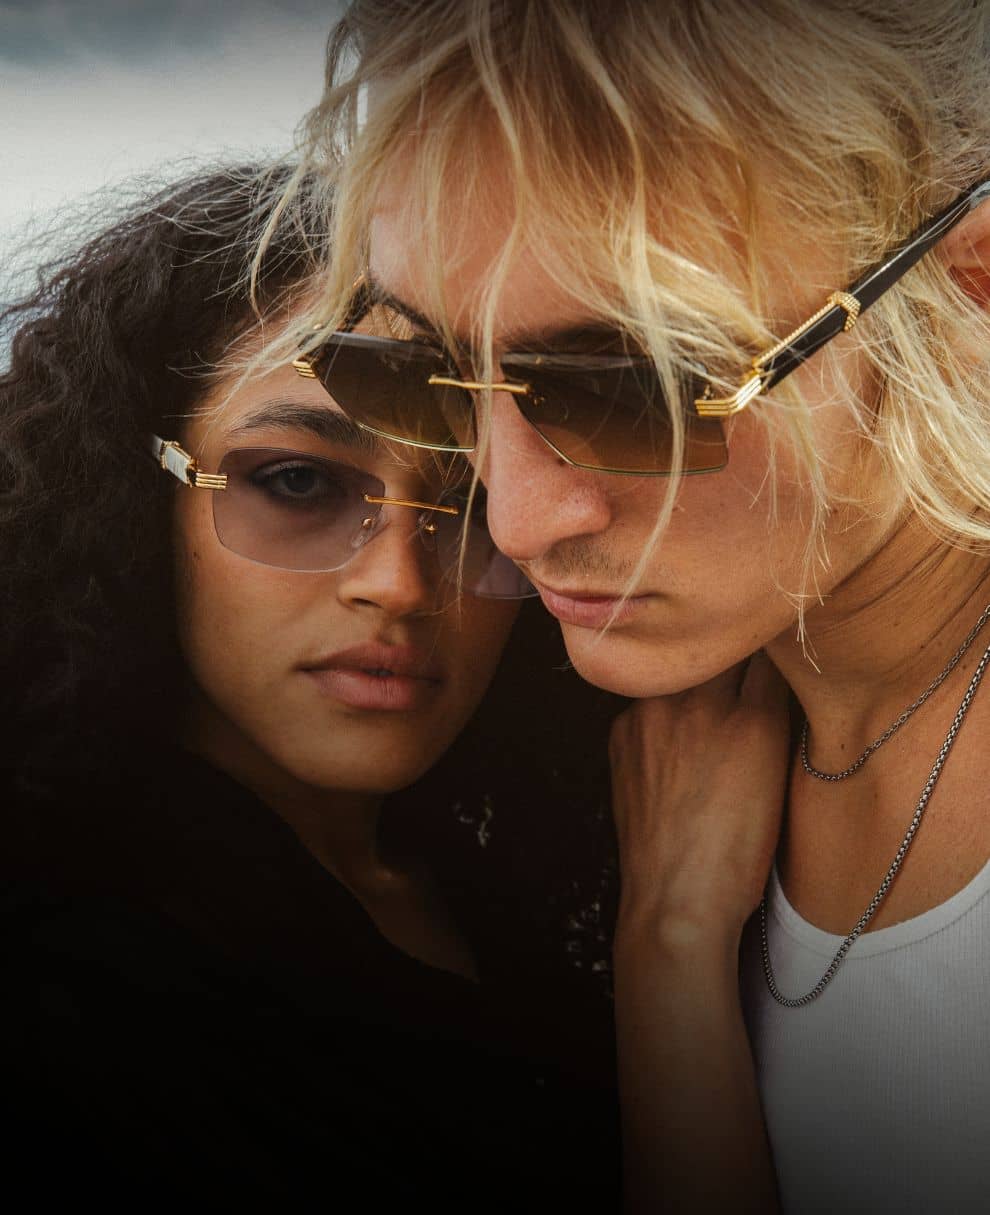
[214,448,383,572]
[212,447,532,596]
[314,333,476,451]
[429,487,536,599]
[501,355,728,475]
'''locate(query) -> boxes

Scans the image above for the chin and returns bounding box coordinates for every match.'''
[560,625,729,699]
[286,743,440,796]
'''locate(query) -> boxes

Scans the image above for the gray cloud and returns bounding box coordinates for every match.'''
[0,1,342,65]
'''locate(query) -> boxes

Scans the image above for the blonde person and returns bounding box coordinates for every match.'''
[0,165,621,1209]
[276,2,990,1210]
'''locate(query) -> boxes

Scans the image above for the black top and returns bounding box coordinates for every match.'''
[0,750,620,1212]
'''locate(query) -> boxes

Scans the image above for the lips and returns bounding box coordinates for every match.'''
[529,579,648,630]
[301,643,444,711]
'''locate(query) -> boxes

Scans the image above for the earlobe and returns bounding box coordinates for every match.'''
[940,202,990,306]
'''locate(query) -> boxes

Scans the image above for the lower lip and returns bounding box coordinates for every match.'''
[303,668,442,711]
[534,585,648,630]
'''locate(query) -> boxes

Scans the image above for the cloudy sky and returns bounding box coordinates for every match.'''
[1,1,343,290]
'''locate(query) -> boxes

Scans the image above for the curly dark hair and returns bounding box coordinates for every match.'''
[0,163,323,791]
[0,160,622,989]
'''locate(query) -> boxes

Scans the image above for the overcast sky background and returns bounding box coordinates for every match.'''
[1,1,344,299]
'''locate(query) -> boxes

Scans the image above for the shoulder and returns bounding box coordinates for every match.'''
[0,753,294,1004]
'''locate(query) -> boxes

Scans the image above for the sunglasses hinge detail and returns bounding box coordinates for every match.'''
[694,369,767,418]
[189,470,229,490]
[292,320,333,379]
[694,289,861,418]
[150,435,228,490]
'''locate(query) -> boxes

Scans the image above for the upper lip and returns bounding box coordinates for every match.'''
[301,642,444,681]
[528,577,628,601]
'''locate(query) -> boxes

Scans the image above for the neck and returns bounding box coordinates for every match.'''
[181,693,397,897]
[767,516,990,763]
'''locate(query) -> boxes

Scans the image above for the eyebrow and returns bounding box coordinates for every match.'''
[226,399,381,453]
[364,273,625,351]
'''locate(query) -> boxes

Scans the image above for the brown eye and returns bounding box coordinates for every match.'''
[250,459,345,505]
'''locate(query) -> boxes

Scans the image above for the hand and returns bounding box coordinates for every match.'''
[609,651,791,950]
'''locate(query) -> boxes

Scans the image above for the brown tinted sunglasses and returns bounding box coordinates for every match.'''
[295,177,990,476]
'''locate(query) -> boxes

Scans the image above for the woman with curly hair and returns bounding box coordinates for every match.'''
[0,166,620,1210]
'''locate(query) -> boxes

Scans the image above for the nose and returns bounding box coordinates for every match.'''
[335,508,440,618]
[478,389,613,562]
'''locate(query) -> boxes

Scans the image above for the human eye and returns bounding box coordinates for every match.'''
[249,457,348,507]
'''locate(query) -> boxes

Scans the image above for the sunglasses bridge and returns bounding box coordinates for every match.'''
[427,375,531,396]
[361,493,459,536]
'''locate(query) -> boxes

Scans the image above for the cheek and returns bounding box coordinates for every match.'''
[436,601,518,717]
[557,362,887,696]
[173,496,297,706]
[660,395,868,598]
[639,416,796,593]
[173,493,212,652]
[553,427,805,695]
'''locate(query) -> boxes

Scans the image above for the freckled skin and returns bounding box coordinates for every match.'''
[368,194,888,699]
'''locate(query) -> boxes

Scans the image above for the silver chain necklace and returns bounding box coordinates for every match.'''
[762,604,990,1008]
[800,602,990,781]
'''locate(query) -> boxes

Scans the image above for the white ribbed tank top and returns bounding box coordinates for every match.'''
[741,860,990,1213]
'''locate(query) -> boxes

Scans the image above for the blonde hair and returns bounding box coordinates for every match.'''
[271,0,990,608]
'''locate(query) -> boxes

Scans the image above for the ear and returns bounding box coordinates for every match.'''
[940,201,990,305]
